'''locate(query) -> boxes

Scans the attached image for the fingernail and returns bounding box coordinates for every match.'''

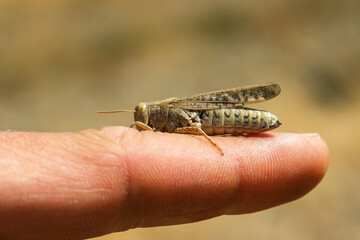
[301,133,322,144]
[301,133,320,138]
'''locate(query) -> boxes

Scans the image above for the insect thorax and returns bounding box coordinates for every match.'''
[135,104,195,132]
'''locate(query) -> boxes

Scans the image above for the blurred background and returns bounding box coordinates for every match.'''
[1,0,359,239]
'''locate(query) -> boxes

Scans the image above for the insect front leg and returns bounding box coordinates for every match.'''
[174,124,224,156]
[130,121,154,131]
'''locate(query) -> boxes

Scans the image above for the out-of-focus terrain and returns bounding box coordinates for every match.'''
[0,0,359,239]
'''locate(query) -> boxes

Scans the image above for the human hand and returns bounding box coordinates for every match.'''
[0,127,328,240]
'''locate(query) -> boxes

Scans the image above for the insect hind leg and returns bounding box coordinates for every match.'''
[174,126,224,156]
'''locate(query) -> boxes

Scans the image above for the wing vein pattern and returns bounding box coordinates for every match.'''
[168,82,281,110]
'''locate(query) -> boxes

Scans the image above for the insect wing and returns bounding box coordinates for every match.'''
[168,82,281,110]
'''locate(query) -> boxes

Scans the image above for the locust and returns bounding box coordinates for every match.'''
[98,82,281,155]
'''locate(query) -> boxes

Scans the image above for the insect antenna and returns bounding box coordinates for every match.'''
[97,110,136,114]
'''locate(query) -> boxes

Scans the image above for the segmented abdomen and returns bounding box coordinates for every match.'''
[200,109,273,135]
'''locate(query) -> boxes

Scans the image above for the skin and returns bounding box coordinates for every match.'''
[0,127,329,240]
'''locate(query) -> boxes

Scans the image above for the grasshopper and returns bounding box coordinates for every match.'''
[98,82,281,155]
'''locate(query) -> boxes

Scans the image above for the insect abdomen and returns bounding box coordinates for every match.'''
[200,109,275,135]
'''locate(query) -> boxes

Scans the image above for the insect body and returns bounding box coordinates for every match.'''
[200,108,280,135]
[98,82,281,155]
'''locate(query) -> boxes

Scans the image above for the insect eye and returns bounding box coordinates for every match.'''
[139,103,147,111]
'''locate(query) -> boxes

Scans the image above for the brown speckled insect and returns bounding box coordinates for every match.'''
[98,82,281,155]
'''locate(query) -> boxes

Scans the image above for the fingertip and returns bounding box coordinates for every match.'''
[300,133,329,174]
[296,133,329,190]
[223,132,330,214]
[284,133,329,190]
[274,133,330,204]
